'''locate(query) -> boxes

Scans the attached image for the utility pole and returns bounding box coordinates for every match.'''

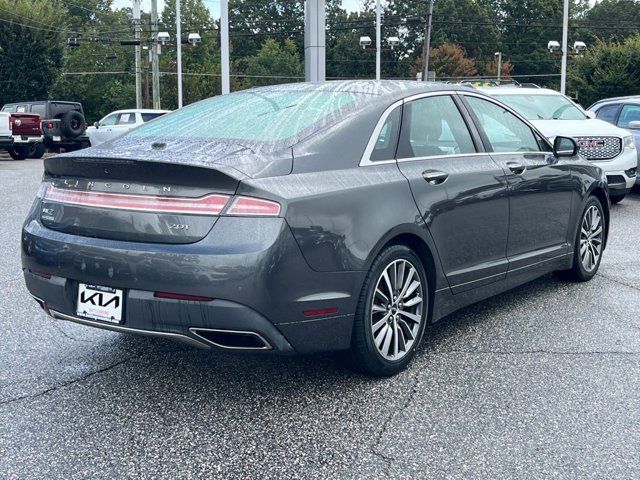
[151,0,161,109]
[304,0,326,82]
[176,0,183,108]
[495,51,502,84]
[133,0,142,109]
[422,0,435,81]
[375,0,381,80]
[560,0,569,94]
[221,0,230,94]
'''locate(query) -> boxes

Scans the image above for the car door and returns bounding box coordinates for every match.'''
[616,104,640,157]
[460,94,574,274]
[94,113,119,144]
[594,103,621,126]
[395,93,510,293]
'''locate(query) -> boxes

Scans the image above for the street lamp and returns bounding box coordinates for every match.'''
[495,51,502,84]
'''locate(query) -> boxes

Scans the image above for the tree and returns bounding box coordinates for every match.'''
[568,34,640,107]
[0,0,66,106]
[412,43,478,80]
[583,0,640,43]
[236,38,303,88]
[481,58,514,80]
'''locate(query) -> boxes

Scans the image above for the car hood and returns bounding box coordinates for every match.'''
[530,119,630,139]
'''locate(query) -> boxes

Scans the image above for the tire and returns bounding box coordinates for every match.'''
[348,244,429,377]
[28,143,45,159]
[610,194,625,205]
[60,110,86,138]
[7,145,29,160]
[557,196,605,282]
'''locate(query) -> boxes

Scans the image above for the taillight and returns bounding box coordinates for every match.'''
[43,185,230,215]
[226,196,281,216]
[154,291,214,302]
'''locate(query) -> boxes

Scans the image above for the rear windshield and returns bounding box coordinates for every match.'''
[128,91,358,143]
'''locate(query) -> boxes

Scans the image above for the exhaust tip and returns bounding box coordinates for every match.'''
[189,328,271,350]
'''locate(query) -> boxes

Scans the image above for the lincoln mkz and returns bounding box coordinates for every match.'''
[22,81,609,376]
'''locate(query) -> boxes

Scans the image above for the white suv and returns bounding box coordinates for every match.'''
[481,87,638,204]
[87,109,169,147]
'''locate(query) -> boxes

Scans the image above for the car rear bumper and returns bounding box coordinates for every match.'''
[13,135,42,144]
[0,136,13,148]
[22,216,363,354]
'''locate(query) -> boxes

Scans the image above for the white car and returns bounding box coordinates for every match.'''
[87,109,170,147]
[481,87,638,204]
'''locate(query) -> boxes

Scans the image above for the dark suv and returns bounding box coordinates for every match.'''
[1,101,90,152]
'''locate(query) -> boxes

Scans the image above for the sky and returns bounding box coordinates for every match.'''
[114,0,364,18]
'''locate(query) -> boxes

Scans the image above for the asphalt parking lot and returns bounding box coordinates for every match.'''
[1,156,639,479]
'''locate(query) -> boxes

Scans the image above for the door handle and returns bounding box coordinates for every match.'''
[422,170,449,185]
[507,162,526,175]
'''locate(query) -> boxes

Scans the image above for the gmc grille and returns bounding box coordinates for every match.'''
[574,136,622,161]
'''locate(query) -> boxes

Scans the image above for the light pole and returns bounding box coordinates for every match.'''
[176,0,183,108]
[561,0,569,94]
[375,0,381,80]
[422,0,435,81]
[133,0,142,109]
[495,51,502,84]
[151,0,161,109]
[221,0,230,94]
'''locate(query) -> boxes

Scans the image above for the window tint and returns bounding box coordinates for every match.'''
[141,112,165,122]
[100,114,118,126]
[117,113,136,125]
[397,95,476,159]
[617,104,640,129]
[370,106,401,161]
[30,104,46,117]
[465,97,539,153]
[595,104,620,124]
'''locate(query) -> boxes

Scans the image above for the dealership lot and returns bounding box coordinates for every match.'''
[1,157,639,478]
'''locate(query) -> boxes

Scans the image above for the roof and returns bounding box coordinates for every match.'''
[590,95,640,107]
[106,109,170,115]
[243,80,473,105]
[478,86,562,96]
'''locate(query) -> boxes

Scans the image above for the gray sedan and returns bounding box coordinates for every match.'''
[22,81,609,376]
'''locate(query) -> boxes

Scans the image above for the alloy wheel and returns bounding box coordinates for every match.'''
[579,205,603,272]
[371,259,423,361]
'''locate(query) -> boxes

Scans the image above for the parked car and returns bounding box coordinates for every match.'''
[481,86,637,204]
[588,96,640,186]
[0,110,43,160]
[87,109,170,146]
[22,81,609,376]
[2,101,90,153]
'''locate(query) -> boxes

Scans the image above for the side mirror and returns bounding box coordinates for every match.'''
[628,120,640,130]
[93,121,99,128]
[585,111,596,119]
[554,136,579,157]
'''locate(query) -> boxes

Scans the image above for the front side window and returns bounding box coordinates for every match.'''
[397,95,476,159]
[100,114,118,126]
[493,93,586,121]
[617,104,640,129]
[595,104,620,124]
[370,106,401,162]
[465,96,540,153]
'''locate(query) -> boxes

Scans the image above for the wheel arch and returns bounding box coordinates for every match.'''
[588,185,610,249]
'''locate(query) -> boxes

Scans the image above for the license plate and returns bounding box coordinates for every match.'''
[53,136,61,142]
[76,283,123,323]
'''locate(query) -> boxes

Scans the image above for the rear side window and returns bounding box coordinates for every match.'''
[595,104,620,124]
[465,96,539,153]
[117,113,136,125]
[129,91,358,143]
[370,106,401,162]
[617,104,640,128]
[397,95,476,159]
[141,113,165,122]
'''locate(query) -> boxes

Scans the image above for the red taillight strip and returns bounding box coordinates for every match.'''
[226,196,281,216]
[154,291,215,302]
[303,307,339,318]
[43,185,230,215]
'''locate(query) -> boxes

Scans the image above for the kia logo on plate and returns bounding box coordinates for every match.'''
[578,139,605,148]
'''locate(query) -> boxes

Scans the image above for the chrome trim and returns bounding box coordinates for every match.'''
[48,309,210,349]
[189,328,272,351]
[398,152,492,163]
[359,99,403,167]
